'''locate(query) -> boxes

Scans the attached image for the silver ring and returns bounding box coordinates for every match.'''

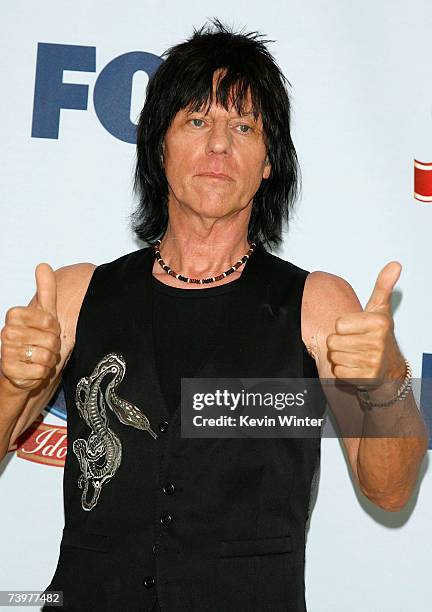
[24,344,34,363]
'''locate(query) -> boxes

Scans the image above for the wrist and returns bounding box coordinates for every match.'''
[387,357,408,382]
[357,358,412,409]
[367,358,406,399]
[0,371,32,400]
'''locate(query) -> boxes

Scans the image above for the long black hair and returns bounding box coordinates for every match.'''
[130,18,301,251]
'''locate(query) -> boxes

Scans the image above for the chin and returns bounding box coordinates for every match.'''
[188,193,234,211]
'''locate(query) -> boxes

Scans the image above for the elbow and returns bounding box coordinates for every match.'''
[361,486,412,512]
[371,496,410,513]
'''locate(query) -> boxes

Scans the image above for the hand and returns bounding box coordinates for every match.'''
[326,262,406,391]
[0,263,61,392]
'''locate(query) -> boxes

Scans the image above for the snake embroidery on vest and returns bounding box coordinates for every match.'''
[72,352,157,511]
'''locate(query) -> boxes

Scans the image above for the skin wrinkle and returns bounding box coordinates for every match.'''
[154,69,271,284]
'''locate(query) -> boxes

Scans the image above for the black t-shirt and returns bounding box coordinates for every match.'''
[151,274,240,415]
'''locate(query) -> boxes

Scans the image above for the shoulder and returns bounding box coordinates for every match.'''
[53,247,148,293]
[54,262,97,309]
[54,262,96,291]
[53,263,97,345]
[301,270,363,360]
[303,270,361,308]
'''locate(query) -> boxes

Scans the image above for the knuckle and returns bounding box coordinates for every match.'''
[378,326,389,341]
[333,364,342,377]
[369,332,383,350]
[40,347,53,366]
[42,313,53,330]
[1,344,13,360]
[5,325,19,341]
[48,314,61,335]
[376,314,390,330]
[49,334,60,352]
[369,353,380,367]
[334,318,344,333]
[5,306,20,322]
[0,360,13,377]
[2,325,20,343]
[47,349,58,369]
[35,364,49,379]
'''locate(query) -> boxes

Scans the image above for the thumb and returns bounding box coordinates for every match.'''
[364,261,401,313]
[35,263,58,319]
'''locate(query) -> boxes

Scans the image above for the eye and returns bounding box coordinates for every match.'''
[190,118,205,128]
[236,124,253,134]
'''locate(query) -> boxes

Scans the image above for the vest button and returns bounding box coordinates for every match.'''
[158,421,169,433]
[162,482,175,495]
[152,543,157,554]
[143,575,155,588]
[160,513,172,526]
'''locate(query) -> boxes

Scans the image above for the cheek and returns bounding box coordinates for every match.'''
[239,163,265,193]
[165,144,199,180]
[165,157,191,188]
[237,148,266,184]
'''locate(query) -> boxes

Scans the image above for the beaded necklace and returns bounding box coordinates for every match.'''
[153,239,256,284]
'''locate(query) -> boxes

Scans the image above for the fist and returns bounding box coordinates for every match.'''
[0,263,61,391]
[326,261,406,390]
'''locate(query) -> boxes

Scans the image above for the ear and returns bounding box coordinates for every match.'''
[262,155,271,179]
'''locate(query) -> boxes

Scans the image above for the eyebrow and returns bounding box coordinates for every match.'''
[185,108,256,119]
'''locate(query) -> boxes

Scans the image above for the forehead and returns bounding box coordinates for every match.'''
[182,102,257,118]
[180,69,261,120]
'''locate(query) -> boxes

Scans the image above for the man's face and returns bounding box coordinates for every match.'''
[162,74,271,223]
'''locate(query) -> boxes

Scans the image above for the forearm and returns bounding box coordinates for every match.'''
[0,369,31,461]
[357,380,429,511]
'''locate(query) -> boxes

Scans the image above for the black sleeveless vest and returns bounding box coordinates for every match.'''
[43,243,326,612]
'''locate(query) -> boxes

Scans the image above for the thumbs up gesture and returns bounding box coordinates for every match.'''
[0,263,62,392]
[35,262,58,319]
[326,262,407,390]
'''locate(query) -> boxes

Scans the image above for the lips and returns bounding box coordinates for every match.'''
[197,172,233,181]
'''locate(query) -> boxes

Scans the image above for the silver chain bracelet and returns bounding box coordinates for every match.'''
[356,358,412,409]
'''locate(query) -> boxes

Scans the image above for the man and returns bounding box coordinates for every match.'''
[0,19,428,612]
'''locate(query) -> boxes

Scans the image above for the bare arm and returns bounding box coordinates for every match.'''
[0,263,96,460]
[302,270,428,512]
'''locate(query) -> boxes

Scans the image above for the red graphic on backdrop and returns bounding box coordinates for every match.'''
[414,159,432,202]
[8,414,67,467]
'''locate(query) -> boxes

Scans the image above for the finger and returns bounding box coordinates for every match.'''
[326,333,376,352]
[5,305,60,335]
[334,312,385,335]
[35,263,58,319]
[328,351,369,367]
[3,324,61,354]
[18,344,58,368]
[1,352,53,382]
[364,261,401,313]
[1,341,58,377]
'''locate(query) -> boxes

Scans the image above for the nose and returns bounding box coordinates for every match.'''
[205,122,233,157]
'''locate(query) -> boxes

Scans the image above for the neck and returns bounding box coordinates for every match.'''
[155,231,253,279]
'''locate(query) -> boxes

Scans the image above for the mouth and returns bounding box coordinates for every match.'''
[197,172,233,182]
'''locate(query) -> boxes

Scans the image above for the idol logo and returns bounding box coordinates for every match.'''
[31,42,163,144]
[16,422,67,466]
[414,160,432,203]
[9,385,68,467]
